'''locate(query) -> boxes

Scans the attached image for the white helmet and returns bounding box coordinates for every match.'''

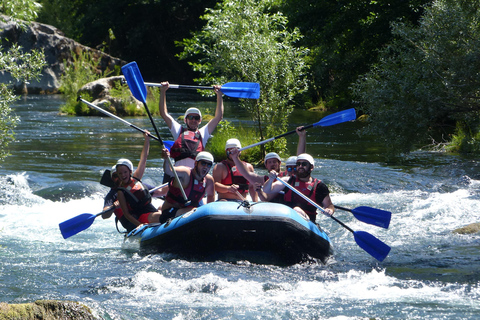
[195,151,214,163]
[225,138,241,150]
[297,153,315,166]
[115,158,133,172]
[264,152,281,162]
[285,156,297,166]
[110,165,117,177]
[184,107,202,121]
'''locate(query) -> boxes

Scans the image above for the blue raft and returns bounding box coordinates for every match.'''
[124,201,332,265]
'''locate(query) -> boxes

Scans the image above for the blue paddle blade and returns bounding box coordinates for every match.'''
[353,231,391,262]
[122,61,147,103]
[59,213,97,239]
[163,140,173,151]
[315,108,356,127]
[351,206,391,229]
[221,82,260,99]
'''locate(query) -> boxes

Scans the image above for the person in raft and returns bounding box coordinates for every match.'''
[212,138,258,202]
[102,164,168,232]
[102,131,164,231]
[159,149,215,223]
[159,81,224,172]
[227,126,307,201]
[262,153,335,222]
[114,157,165,228]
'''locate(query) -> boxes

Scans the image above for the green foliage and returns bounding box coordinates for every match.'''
[177,0,309,161]
[1,0,42,22]
[205,120,262,164]
[59,50,118,115]
[1,3,46,162]
[447,118,480,154]
[280,0,430,107]
[351,0,480,156]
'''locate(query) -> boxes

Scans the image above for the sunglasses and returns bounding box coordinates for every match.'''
[186,115,201,121]
[296,161,310,167]
[199,160,213,168]
[287,166,297,172]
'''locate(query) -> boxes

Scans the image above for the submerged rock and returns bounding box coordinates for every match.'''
[452,222,480,234]
[0,300,100,320]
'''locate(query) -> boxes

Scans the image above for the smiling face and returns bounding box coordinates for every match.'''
[116,165,131,185]
[185,114,201,130]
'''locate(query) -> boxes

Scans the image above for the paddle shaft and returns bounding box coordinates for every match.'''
[79,97,161,142]
[141,100,189,202]
[239,108,355,152]
[238,125,310,151]
[145,82,215,91]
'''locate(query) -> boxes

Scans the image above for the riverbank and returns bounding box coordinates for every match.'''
[0,300,99,320]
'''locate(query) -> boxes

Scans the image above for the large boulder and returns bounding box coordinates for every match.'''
[0,300,100,320]
[78,76,143,115]
[0,15,125,94]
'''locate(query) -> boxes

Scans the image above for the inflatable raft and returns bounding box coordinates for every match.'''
[124,201,332,265]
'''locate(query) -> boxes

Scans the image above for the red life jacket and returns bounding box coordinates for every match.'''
[278,171,288,177]
[283,176,320,221]
[117,177,154,217]
[165,168,207,207]
[170,127,204,162]
[220,160,249,192]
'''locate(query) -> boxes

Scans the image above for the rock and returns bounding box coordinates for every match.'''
[0,15,125,94]
[78,76,143,115]
[452,222,480,235]
[0,300,100,320]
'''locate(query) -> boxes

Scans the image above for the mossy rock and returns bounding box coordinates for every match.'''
[452,222,480,234]
[0,300,99,320]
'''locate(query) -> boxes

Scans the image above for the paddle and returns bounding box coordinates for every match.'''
[60,207,113,239]
[59,182,169,239]
[121,61,189,203]
[145,81,260,99]
[77,97,174,151]
[238,108,357,151]
[334,205,391,229]
[275,177,391,261]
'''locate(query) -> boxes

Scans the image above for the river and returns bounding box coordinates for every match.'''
[1,94,479,319]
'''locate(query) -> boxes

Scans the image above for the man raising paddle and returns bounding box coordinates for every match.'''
[159,82,224,171]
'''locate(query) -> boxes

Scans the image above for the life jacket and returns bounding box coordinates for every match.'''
[278,170,288,177]
[221,160,249,192]
[283,176,320,221]
[170,127,204,162]
[165,168,207,207]
[117,177,154,217]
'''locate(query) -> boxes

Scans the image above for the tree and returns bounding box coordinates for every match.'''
[177,0,309,157]
[280,0,430,107]
[1,1,46,161]
[351,0,480,156]
[37,0,218,83]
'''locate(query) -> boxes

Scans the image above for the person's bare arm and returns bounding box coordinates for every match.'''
[296,126,306,155]
[207,85,224,135]
[159,82,174,130]
[117,191,141,227]
[133,131,150,180]
[205,175,216,203]
[212,163,238,194]
[229,149,264,185]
